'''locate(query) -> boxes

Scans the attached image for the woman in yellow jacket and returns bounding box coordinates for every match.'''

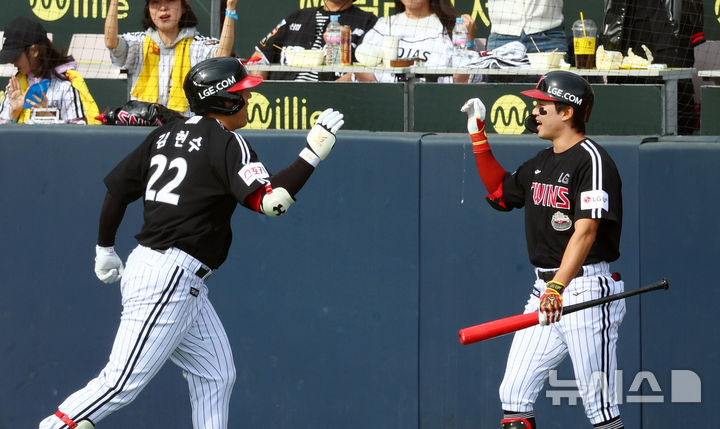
[105,0,237,117]
[0,17,100,124]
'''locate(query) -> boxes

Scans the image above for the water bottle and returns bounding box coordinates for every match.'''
[452,17,468,53]
[325,15,342,66]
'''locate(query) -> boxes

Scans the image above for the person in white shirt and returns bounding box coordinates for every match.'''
[104,0,237,116]
[487,0,567,53]
[350,0,475,83]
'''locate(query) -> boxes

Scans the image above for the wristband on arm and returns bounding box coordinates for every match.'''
[225,9,238,20]
[470,121,489,153]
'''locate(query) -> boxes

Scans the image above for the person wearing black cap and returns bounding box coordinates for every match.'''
[104,0,237,116]
[0,17,100,124]
[247,0,377,81]
[460,71,627,429]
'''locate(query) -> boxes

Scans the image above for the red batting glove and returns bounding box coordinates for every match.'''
[460,98,489,153]
[539,280,566,325]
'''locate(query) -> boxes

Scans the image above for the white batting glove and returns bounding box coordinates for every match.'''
[460,98,489,152]
[460,98,486,133]
[305,108,344,161]
[95,245,124,284]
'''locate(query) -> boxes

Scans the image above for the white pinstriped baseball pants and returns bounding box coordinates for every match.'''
[499,262,626,425]
[39,245,235,429]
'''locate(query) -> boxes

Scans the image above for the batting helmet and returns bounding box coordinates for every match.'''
[183,57,263,115]
[520,71,594,122]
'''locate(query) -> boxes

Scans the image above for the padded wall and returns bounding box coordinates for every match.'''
[1,127,717,428]
[638,141,720,426]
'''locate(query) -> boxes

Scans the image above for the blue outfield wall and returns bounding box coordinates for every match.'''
[0,127,718,428]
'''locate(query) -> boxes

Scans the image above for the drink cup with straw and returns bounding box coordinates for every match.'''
[572,12,597,69]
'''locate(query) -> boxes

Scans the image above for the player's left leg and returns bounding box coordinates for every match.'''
[499,279,569,421]
[171,289,236,429]
[561,264,626,428]
[38,246,207,429]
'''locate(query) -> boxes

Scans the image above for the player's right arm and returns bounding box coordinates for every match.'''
[460,98,510,210]
[233,109,344,216]
[94,137,153,283]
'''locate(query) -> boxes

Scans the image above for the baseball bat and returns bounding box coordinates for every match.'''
[459,278,669,345]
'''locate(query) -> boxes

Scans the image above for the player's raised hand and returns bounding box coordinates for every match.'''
[460,98,486,131]
[305,108,344,161]
[95,245,124,284]
[460,98,489,152]
[538,280,565,325]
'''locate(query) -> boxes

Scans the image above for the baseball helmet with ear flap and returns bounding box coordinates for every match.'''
[184,57,263,115]
[521,71,594,122]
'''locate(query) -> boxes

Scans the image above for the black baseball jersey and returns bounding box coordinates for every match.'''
[501,138,622,268]
[256,6,377,81]
[104,116,269,269]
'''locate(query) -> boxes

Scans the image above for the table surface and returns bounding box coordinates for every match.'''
[698,70,720,77]
[246,64,694,79]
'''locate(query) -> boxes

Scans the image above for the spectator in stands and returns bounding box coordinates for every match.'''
[600,0,705,135]
[352,0,475,83]
[247,0,377,82]
[0,17,100,124]
[486,0,566,53]
[104,0,237,116]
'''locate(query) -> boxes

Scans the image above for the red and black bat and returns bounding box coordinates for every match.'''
[459,279,669,345]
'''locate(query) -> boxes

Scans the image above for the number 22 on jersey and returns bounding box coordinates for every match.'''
[146,154,187,205]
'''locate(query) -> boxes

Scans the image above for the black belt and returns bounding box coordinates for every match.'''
[152,248,211,280]
[538,267,584,282]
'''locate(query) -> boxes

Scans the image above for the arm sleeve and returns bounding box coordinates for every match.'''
[244,157,315,211]
[97,190,129,246]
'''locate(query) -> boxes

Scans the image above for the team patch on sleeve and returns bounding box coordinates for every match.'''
[580,189,609,212]
[238,162,270,186]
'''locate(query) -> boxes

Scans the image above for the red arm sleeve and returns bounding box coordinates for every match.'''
[474,150,507,195]
[469,125,511,210]
[469,119,507,194]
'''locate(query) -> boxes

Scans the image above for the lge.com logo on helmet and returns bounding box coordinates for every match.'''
[547,87,583,105]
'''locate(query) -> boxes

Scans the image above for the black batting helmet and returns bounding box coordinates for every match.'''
[184,57,263,115]
[521,71,594,122]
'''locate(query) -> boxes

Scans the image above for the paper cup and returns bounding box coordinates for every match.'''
[381,36,400,67]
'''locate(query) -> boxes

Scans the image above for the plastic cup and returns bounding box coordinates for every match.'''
[572,19,597,69]
[381,36,400,67]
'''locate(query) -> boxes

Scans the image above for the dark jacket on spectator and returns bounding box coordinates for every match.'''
[600,0,705,67]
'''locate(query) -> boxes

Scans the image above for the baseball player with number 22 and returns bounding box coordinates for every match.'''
[461,71,626,429]
[38,57,344,429]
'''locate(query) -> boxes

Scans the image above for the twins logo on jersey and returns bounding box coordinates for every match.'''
[531,182,570,209]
